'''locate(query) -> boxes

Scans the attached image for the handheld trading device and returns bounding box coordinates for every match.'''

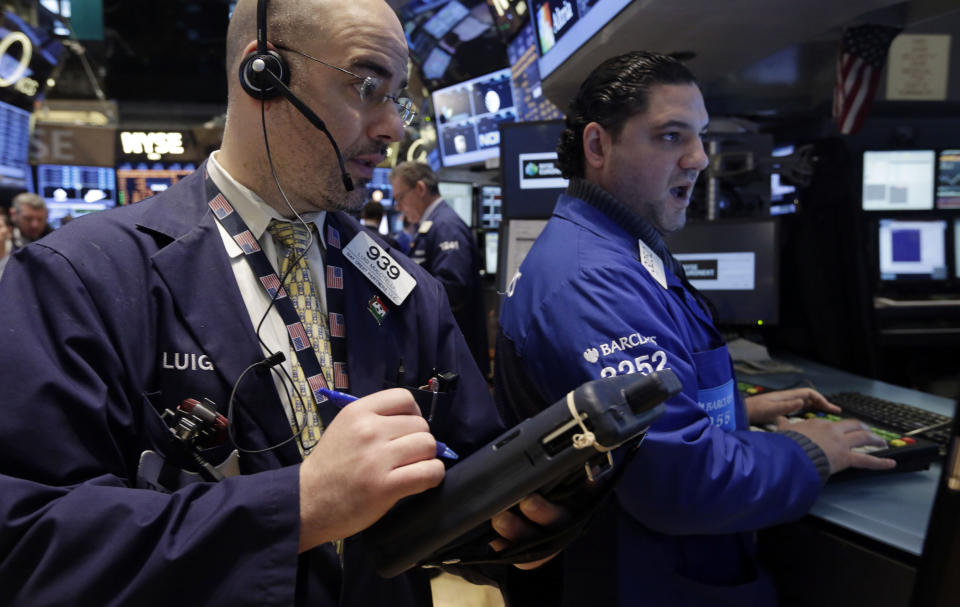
[363,369,680,578]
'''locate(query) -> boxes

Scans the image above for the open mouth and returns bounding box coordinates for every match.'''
[670,185,690,200]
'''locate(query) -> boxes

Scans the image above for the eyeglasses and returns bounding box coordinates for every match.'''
[393,188,411,204]
[274,44,417,127]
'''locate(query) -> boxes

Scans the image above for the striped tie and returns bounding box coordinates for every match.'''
[267,219,334,455]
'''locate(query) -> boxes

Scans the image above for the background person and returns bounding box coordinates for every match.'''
[360,199,402,250]
[390,161,489,375]
[10,192,52,248]
[495,51,895,607]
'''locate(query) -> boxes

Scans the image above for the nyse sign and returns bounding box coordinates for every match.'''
[32,124,117,166]
[120,131,186,161]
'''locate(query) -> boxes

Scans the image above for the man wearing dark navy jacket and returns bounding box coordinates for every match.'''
[0,0,555,604]
[390,161,489,375]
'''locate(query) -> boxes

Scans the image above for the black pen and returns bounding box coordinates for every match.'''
[318,388,459,460]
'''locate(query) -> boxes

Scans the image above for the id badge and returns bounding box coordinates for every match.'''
[697,379,736,431]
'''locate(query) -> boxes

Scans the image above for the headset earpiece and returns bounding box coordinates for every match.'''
[239,49,290,100]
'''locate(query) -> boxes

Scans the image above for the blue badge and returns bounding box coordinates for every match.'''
[697,378,736,431]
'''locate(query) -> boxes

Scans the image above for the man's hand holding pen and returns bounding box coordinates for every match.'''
[297,388,447,553]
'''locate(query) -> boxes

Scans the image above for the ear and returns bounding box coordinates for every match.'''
[582,122,611,171]
[414,180,428,197]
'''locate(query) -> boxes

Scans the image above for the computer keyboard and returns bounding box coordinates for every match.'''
[826,392,953,446]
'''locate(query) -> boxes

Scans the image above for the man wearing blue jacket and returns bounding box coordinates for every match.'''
[496,51,895,606]
[391,161,489,375]
[0,0,554,605]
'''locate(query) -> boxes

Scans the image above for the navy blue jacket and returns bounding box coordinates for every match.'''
[496,182,822,606]
[410,200,488,374]
[0,164,504,607]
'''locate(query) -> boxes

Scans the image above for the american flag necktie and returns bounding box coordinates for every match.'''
[267,219,334,455]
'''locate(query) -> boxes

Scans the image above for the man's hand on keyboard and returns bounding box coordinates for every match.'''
[746,388,841,426]
[777,417,898,475]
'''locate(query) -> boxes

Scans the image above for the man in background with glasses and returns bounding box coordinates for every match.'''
[0,0,558,605]
[391,161,489,376]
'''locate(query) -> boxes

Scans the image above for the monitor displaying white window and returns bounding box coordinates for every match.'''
[862,150,936,211]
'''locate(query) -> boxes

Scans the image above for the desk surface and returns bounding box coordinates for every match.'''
[746,354,955,557]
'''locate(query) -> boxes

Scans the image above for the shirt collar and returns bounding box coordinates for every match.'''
[420,197,444,223]
[208,151,326,256]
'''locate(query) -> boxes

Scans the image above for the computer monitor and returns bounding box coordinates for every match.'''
[0,99,33,192]
[664,219,780,327]
[862,150,936,211]
[507,21,563,122]
[116,162,196,206]
[877,218,948,281]
[432,68,518,167]
[422,0,470,40]
[499,120,567,220]
[955,219,960,280]
[482,229,498,276]
[37,164,116,229]
[532,0,631,80]
[936,149,960,209]
[366,167,394,208]
[480,185,502,229]
[438,181,474,227]
[770,144,797,214]
[498,218,548,293]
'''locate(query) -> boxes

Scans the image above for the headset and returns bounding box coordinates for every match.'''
[238,0,354,192]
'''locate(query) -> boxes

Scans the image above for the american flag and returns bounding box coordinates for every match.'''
[307,373,328,397]
[833,24,902,135]
[233,230,261,254]
[208,194,234,219]
[259,274,287,299]
[327,225,341,249]
[287,322,310,351]
[334,362,349,389]
[327,265,344,289]
[329,312,346,337]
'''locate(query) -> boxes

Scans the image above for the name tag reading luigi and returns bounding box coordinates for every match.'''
[638,239,667,289]
[343,230,417,305]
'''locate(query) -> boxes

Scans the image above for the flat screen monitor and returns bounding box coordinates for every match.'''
[956,219,960,280]
[422,0,470,39]
[862,150,936,211]
[664,219,780,327]
[532,0,631,80]
[432,67,518,167]
[877,218,948,281]
[498,218,548,293]
[438,181,474,227]
[507,21,563,122]
[37,164,116,229]
[500,120,567,220]
[480,185,502,229]
[0,99,32,192]
[365,167,394,208]
[936,149,960,209]
[483,229,498,275]
[116,162,196,206]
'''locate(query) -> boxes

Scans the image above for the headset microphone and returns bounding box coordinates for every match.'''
[251,62,355,192]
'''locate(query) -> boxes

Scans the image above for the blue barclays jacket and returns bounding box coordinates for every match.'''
[0,163,504,607]
[410,200,489,372]
[496,181,822,606]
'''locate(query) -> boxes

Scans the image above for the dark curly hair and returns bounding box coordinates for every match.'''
[556,51,698,179]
